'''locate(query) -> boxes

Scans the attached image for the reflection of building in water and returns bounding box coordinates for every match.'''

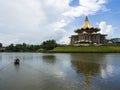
[70,16,107,46]
[71,53,114,84]
[71,60,100,84]
[70,53,105,85]
[42,55,56,64]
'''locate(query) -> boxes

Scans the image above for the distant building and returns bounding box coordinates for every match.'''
[109,38,120,46]
[70,16,107,46]
[111,38,120,43]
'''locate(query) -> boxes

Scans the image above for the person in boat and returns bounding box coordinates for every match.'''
[14,58,20,64]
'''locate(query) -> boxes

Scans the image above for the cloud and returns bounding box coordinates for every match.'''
[99,21,114,38]
[63,0,108,17]
[0,0,108,45]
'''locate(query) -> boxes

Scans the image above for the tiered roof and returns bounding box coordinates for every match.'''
[75,16,100,34]
[81,16,93,29]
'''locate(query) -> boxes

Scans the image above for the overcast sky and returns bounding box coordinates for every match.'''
[0,0,119,45]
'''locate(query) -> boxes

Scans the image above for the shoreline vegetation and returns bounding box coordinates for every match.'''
[0,40,120,53]
[50,46,120,53]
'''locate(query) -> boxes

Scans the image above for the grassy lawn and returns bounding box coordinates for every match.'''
[50,46,120,53]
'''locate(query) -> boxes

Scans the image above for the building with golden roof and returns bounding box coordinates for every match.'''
[70,16,107,46]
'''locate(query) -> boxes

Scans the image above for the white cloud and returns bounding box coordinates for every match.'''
[0,0,108,45]
[63,0,108,17]
[99,21,114,38]
[100,64,113,79]
[59,36,70,45]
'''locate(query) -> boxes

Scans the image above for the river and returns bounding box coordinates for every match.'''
[0,53,120,90]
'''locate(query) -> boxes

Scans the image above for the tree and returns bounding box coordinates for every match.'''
[41,40,57,50]
[5,43,41,52]
[0,43,2,48]
[5,44,14,52]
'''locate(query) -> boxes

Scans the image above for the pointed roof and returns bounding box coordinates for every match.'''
[81,16,93,29]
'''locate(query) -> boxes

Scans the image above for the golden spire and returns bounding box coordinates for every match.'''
[81,16,93,29]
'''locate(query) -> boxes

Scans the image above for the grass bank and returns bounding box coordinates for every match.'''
[50,46,120,53]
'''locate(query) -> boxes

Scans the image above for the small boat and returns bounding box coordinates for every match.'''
[14,58,20,65]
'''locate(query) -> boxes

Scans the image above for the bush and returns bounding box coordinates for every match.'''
[41,40,57,50]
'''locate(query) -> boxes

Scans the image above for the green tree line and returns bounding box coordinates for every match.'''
[0,40,59,52]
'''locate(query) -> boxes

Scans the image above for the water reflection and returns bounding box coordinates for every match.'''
[70,53,106,63]
[0,54,2,61]
[71,53,106,85]
[70,53,120,90]
[14,64,20,72]
[72,60,100,84]
[0,53,120,90]
[42,55,56,64]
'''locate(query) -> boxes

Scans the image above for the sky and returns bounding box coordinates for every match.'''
[0,0,120,45]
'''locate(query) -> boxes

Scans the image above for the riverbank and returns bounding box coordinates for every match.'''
[50,46,120,53]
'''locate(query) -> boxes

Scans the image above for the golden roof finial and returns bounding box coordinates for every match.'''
[81,16,93,29]
[85,16,88,21]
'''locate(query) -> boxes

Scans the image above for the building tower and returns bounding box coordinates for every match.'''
[70,16,107,46]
